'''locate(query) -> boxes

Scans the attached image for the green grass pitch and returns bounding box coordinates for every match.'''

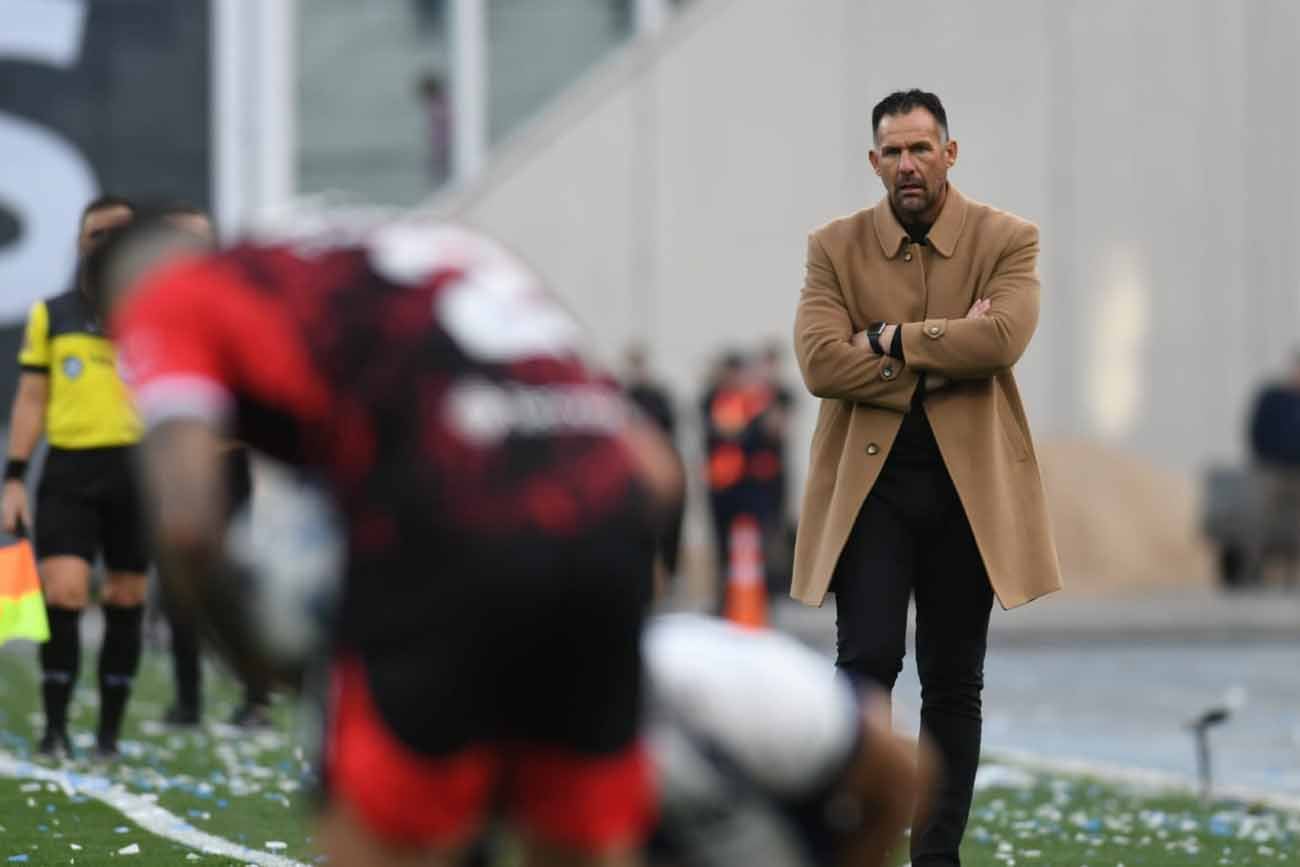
[0,641,1295,866]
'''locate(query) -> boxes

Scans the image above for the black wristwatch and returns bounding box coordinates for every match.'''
[866,321,887,355]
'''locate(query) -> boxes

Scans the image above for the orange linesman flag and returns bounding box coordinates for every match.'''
[0,538,47,645]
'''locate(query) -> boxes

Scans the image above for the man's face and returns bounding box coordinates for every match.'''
[869,108,958,225]
[79,205,133,257]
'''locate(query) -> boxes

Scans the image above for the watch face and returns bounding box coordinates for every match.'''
[868,321,886,336]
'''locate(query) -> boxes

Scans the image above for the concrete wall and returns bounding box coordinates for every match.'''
[487,0,633,143]
[435,0,1300,487]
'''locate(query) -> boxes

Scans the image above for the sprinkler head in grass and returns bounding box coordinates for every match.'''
[1187,705,1232,805]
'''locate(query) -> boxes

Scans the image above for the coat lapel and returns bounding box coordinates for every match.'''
[927,185,968,258]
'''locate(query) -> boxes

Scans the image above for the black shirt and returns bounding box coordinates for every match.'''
[887,225,943,465]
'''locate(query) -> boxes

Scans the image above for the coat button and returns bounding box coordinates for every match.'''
[904,252,913,262]
[928,325,941,336]
[866,443,880,456]
[882,366,894,379]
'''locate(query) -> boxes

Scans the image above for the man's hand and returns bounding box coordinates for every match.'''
[851,325,898,355]
[924,299,990,393]
[879,323,898,354]
[1,480,30,535]
[853,298,991,367]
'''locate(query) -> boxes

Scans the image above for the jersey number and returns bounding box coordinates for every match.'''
[369,221,582,363]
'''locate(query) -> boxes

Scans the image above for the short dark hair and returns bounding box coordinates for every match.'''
[81,195,133,223]
[156,201,206,219]
[83,214,209,318]
[871,89,949,144]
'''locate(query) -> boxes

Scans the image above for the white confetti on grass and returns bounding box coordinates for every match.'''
[0,752,308,867]
[118,843,140,855]
[984,750,1300,814]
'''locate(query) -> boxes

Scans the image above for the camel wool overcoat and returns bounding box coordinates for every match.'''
[791,185,1063,609]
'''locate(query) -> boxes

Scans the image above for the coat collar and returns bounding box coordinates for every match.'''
[872,183,968,259]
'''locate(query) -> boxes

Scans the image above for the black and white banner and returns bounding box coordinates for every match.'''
[0,0,211,406]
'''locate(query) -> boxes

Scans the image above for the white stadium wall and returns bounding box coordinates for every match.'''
[434,0,1300,496]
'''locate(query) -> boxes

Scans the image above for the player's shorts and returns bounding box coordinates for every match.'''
[323,511,658,850]
[35,446,149,573]
[327,657,656,850]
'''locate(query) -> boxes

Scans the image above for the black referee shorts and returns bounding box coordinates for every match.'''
[36,446,150,574]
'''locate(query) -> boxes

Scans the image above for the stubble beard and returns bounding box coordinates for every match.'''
[892,180,945,227]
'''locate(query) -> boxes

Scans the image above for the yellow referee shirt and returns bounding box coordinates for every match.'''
[18,289,141,449]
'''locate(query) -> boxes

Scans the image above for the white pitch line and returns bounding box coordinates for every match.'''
[0,751,310,866]
[985,748,1300,813]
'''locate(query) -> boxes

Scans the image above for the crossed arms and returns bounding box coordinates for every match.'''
[793,223,1040,410]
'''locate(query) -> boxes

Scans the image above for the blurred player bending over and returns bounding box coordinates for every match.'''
[93,212,682,867]
[644,614,930,867]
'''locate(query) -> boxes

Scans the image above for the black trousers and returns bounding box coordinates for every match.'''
[832,451,994,867]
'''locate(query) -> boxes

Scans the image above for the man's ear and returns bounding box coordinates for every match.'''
[945,139,959,168]
[868,149,881,175]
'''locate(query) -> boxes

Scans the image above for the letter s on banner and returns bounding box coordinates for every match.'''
[0,0,96,326]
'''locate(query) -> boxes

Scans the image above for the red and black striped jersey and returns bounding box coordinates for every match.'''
[113,221,643,552]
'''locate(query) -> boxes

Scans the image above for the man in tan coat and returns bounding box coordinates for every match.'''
[792,89,1062,866]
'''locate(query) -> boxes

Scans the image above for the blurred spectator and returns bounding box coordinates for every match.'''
[753,342,795,591]
[702,351,788,606]
[625,344,676,436]
[416,71,452,186]
[624,345,683,577]
[1243,352,1300,586]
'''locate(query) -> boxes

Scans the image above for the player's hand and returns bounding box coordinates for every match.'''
[1,480,31,535]
[966,298,991,318]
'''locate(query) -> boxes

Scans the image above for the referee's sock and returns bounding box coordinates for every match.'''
[39,605,82,735]
[97,604,144,747]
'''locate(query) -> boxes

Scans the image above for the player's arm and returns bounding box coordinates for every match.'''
[833,695,938,867]
[142,417,228,571]
[141,417,277,684]
[2,302,52,533]
[110,252,259,681]
[795,233,920,411]
[896,222,1041,379]
[140,417,235,660]
[621,415,685,518]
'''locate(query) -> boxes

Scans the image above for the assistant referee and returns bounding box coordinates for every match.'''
[1,196,146,759]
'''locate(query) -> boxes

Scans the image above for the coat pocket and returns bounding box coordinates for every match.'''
[994,385,1029,462]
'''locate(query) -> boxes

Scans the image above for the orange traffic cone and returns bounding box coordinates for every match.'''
[724,515,767,629]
